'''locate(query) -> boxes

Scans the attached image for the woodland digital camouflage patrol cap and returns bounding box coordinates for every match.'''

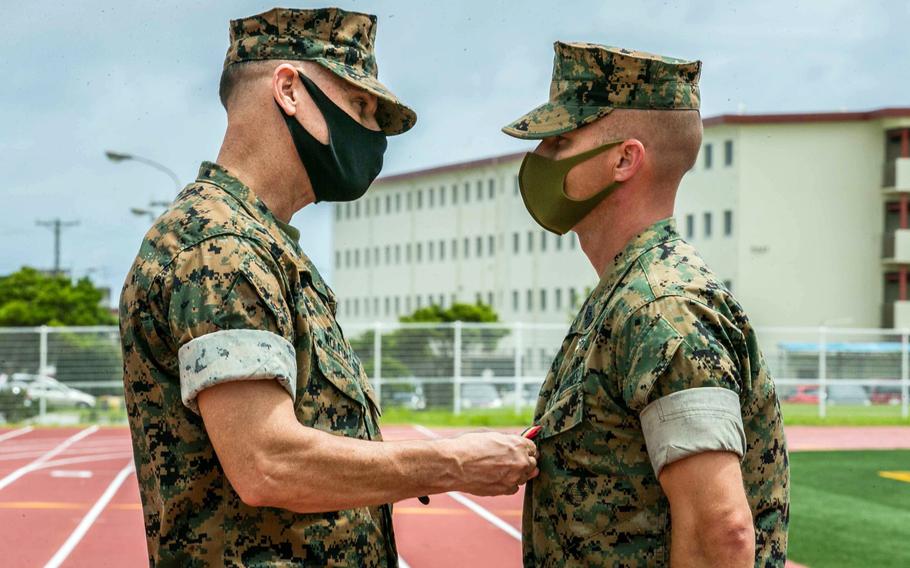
[224,6,416,135]
[503,42,701,139]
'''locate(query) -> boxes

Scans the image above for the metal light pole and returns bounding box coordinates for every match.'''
[36,219,80,276]
[105,150,182,192]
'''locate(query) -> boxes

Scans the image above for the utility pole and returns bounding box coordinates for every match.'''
[36,219,79,276]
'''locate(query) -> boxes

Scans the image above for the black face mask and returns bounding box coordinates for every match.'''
[280,71,388,203]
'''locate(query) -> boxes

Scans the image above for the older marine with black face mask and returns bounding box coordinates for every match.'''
[504,42,790,567]
[119,7,538,567]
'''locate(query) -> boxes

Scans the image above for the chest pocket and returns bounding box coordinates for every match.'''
[293,267,381,436]
[536,365,585,441]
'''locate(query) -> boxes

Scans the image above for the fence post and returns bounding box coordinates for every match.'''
[902,329,909,420]
[38,325,49,376]
[818,326,827,419]
[373,322,382,406]
[454,321,463,415]
[513,322,524,413]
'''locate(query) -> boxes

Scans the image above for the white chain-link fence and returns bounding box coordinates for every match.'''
[0,324,908,423]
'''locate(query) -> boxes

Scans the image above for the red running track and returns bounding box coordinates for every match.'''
[3,425,905,567]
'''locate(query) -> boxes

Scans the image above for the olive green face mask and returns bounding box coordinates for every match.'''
[518,140,623,235]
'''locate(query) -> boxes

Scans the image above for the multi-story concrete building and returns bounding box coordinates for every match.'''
[334,107,910,329]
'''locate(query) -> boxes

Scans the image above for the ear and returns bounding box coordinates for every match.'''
[613,139,646,182]
[272,64,301,115]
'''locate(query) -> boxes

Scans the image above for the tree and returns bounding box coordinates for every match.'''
[350,302,510,407]
[0,267,116,327]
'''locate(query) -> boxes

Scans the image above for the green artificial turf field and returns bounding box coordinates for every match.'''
[789,450,910,567]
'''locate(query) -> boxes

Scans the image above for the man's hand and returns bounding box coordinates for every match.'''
[659,451,755,568]
[439,432,538,496]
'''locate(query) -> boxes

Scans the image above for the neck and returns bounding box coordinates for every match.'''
[574,187,674,277]
[215,119,314,223]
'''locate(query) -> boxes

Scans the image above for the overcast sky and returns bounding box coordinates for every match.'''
[2,0,908,303]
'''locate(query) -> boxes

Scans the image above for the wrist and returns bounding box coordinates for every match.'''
[427,438,463,493]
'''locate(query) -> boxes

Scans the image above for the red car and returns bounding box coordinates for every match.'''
[785,385,821,404]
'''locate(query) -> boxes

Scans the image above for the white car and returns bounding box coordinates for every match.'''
[22,379,96,409]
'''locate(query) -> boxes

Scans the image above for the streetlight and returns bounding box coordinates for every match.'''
[130,207,159,222]
[105,150,182,192]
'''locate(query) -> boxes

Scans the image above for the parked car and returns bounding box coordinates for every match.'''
[869,384,903,405]
[785,385,821,404]
[827,385,871,406]
[382,386,427,410]
[25,381,96,409]
[460,383,503,409]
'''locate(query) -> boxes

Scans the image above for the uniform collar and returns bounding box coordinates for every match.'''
[195,161,301,246]
[571,218,681,332]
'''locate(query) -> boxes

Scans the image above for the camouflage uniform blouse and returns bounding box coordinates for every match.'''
[120,162,396,567]
[523,218,789,567]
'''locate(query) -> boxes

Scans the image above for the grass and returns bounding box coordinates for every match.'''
[789,450,910,567]
[379,404,908,427]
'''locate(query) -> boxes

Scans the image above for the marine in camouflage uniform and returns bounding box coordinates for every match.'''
[503,43,789,566]
[120,7,413,566]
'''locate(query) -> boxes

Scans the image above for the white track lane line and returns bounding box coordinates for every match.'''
[0,426,99,491]
[0,426,34,442]
[411,425,523,541]
[43,461,135,568]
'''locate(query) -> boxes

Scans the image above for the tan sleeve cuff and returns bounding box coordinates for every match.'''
[640,387,746,477]
[177,329,297,414]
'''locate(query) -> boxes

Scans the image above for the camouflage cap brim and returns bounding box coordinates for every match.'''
[315,58,417,136]
[501,101,614,140]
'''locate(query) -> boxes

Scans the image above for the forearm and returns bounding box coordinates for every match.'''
[252,426,458,512]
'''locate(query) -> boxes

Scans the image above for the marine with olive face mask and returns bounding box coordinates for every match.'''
[504,42,789,568]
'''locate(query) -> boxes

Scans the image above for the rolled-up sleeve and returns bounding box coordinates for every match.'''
[166,235,297,413]
[640,387,746,476]
[615,297,747,477]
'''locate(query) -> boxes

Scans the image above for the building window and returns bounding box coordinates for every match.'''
[526,289,533,311]
[354,201,361,218]
[723,279,733,292]
[374,247,379,265]
[540,231,547,252]
[555,235,563,250]
[395,245,401,264]
[395,193,401,212]
[724,210,733,236]
[440,187,446,207]
[704,212,713,238]
[487,291,494,306]
[354,249,360,267]
[513,232,520,254]
[475,236,483,257]
[724,140,734,166]
[374,197,380,216]
[416,296,422,309]
[569,288,578,308]
[384,297,390,316]
[395,296,401,314]
[463,238,470,258]
[335,205,342,221]
[345,250,351,267]
[373,297,379,315]
[488,179,495,199]
[406,244,412,263]
[417,190,423,209]
[512,290,519,311]
[685,214,695,239]
[488,235,495,256]
[555,288,562,310]
[513,175,520,196]
[570,233,577,249]
[354,298,360,316]
[704,143,713,169]
[416,242,423,262]
[451,184,458,204]
[476,180,483,201]
[527,231,534,253]
[385,195,391,214]
[406,192,412,210]
[364,199,370,218]
[345,203,351,219]
[439,239,446,261]
[428,187,435,208]
[540,289,547,311]
[475,292,482,304]
[464,182,471,203]
[452,238,458,259]
[428,240,435,261]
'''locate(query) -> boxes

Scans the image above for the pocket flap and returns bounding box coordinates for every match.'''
[537,383,585,440]
[313,337,369,408]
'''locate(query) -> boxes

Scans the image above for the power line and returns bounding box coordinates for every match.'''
[36,219,80,276]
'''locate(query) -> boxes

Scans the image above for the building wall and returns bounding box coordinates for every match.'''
[735,121,884,328]
[333,157,598,325]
